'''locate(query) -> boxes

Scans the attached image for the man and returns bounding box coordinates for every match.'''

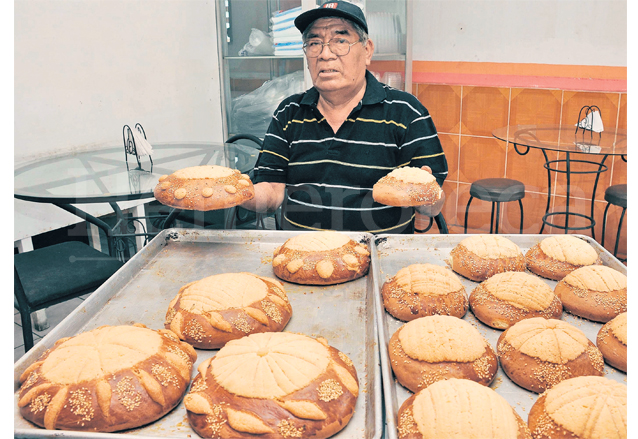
[241,0,447,233]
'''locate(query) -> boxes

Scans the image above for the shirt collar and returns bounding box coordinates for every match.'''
[300,70,387,107]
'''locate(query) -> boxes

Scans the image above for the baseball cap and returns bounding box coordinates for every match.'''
[294,1,368,34]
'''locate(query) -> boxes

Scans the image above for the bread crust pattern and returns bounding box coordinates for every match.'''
[528,376,627,439]
[153,165,254,211]
[165,272,292,349]
[397,378,532,439]
[449,235,526,282]
[389,316,497,393]
[272,231,370,285]
[382,263,468,321]
[18,324,197,432]
[183,332,359,439]
[372,167,443,207]
[525,236,601,281]
[554,265,627,322]
[497,318,604,393]
[469,271,562,329]
[596,312,627,372]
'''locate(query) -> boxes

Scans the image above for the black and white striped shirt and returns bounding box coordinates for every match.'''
[253,71,448,233]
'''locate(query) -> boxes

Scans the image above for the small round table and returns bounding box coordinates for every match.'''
[492,125,627,237]
[15,142,259,259]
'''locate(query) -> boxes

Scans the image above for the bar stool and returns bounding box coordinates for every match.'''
[464,178,525,234]
[600,184,627,260]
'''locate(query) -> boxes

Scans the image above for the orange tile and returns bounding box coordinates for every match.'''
[597,202,627,257]
[439,133,460,182]
[415,84,462,135]
[461,86,510,137]
[561,91,620,133]
[611,155,627,186]
[505,141,559,194]
[509,88,562,126]
[500,191,547,234]
[617,93,627,130]
[458,136,506,183]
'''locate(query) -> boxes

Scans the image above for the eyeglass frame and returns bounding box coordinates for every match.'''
[302,37,362,58]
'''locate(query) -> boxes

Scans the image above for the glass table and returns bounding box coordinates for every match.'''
[492,125,627,236]
[15,142,259,259]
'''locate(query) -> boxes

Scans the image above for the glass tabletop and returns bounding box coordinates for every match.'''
[492,124,627,156]
[14,142,260,204]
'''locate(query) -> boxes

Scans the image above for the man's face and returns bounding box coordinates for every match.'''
[305,18,373,96]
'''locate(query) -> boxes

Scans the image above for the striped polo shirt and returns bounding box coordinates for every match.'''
[253,70,448,233]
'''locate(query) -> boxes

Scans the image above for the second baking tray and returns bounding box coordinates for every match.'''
[14,229,382,439]
[372,234,628,439]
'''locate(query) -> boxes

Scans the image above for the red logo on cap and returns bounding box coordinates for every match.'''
[322,3,338,8]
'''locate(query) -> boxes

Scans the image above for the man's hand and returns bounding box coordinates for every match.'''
[415,165,445,217]
[240,182,286,214]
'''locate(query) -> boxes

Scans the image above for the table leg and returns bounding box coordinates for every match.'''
[540,149,551,234]
[564,152,571,233]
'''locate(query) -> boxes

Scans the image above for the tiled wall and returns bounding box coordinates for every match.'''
[413,84,627,260]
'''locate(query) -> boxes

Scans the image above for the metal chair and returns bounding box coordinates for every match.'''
[464,178,525,234]
[414,212,449,234]
[14,241,123,351]
[600,184,627,260]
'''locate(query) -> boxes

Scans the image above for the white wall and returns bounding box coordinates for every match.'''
[411,0,627,67]
[14,0,224,164]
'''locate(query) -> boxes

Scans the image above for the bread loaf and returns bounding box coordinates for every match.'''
[528,376,627,439]
[497,318,604,393]
[18,324,196,432]
[382,263,467,321]
[554,265,627,322]
[183,332,359,439]
[165,272,292,349]
[469,271,562,329]
[449,235,526,282]
[372,167,443,207]
[596,312,627,372]
[154,165,254,210]
[397,378,532,439]
[272,231,370,285]
[389,316,497,393]
[525,235,601,281]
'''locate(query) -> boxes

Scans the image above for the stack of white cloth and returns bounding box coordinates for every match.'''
[271,6,304,56]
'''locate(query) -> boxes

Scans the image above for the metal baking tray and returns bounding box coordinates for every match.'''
[371,234,628,439]
[14,229,383,439]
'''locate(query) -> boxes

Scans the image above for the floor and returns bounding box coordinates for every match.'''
[14,294,91,363]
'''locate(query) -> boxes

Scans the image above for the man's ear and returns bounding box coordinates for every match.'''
[364,39,374,65]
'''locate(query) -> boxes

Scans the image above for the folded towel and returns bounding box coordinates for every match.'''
[273,35,303,45]
[132,126,153,156]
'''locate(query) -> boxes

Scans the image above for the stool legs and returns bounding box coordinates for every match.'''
[601,202,626,259]
[464,198,525,234]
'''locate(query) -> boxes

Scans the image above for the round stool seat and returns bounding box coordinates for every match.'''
[470,178,526,202]
[604,184,627,208]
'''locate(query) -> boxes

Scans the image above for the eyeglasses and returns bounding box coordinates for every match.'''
[302,37,362,58]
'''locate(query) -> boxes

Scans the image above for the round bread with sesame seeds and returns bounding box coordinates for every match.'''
[164,272,292,350]
[183,331,359,439]
[527,376,627,439]
[596,312,627,372]
[272,231,370,285]
[397,378,532,439]
[554,265,627,322]
[382,263,468,321]
[372,167,443,207]
[449,235,526,282]
[497,317,604,393]
[469,271,562,329]
[525,235,602,281]
[153,165,254,210]
[389,315,498,393]
[17,324,197,432]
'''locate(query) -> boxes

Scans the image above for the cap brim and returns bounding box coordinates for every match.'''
[294,8,368,34]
